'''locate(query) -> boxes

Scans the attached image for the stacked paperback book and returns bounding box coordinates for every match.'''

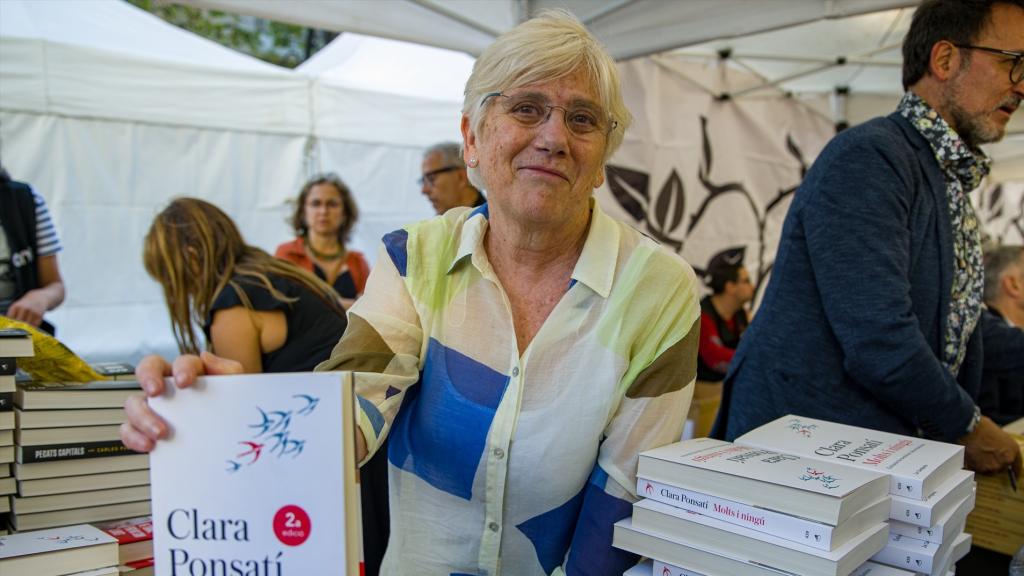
[10,363,150,532]
[1,328,35,535]
[95,515,154,575]
[0,523,119,575]
[614,415,974,576]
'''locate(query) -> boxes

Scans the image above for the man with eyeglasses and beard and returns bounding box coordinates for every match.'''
[715,0,1023,480]
[420,141,486,214]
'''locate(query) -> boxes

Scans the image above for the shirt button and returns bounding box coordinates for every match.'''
[489,522,500,532]
[493,447,505,459]
[511,367,520,377]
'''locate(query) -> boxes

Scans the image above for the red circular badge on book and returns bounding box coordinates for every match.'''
[273,505,311,546]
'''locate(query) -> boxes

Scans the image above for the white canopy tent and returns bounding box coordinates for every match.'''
[0,0,458,362]
[1,0,1021,364]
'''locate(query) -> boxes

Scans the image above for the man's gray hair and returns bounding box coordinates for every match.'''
[983,244,1024,304]
[423,142,465,170]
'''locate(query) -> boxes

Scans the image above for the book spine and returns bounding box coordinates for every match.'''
[889,519,944,544]
[890,495,933,527]
[870,535,936,573]
[652,559,706,576]
[0,359,15,376]
[0,392,12,412]
[890,475,925,500]
[19,440,137,464]
[636,477,836,551]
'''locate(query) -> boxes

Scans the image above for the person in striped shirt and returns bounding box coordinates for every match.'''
[124,10,701,575]
[0,168,65,334]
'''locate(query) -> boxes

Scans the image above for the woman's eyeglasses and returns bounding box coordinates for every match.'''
[482,92,617,136]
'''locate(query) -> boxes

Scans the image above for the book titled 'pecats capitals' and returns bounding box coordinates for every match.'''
[148,372,360,576]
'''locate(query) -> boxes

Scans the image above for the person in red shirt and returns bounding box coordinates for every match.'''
[697,255,754,381]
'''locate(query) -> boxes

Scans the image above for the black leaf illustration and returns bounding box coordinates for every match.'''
[654,169,686,236]
[989,185,1003,211]
[701,116,714,175]
[785,134,809,179]
[605,164,650,223]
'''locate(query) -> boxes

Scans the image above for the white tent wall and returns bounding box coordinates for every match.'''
[0,111,311,362]
[595,57,835,304]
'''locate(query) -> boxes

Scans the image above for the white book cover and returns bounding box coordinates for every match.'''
[0,523,115,557]
[639,437,889,526]
[737,415,965,500]
[149,372,359,576]
[632,498,889,576]
[637,476,889,551]
[932,532,971,576]
[889,470,974,527]
[889,488,974,543]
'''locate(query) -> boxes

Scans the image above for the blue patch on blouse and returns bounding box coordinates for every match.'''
[357,394,385,436]
[388,338,510,500]
[383,229,409,277]
[517,485,586,573]
[469,202,489,219]
[564,465,636,575]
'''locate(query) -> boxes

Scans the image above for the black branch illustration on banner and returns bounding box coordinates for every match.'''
[606,165,683,251]
[606,116,810,298]
[688,116,758,236]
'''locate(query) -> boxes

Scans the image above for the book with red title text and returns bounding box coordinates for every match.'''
[638,438,890,526]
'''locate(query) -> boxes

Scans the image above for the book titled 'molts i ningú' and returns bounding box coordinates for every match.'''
[149,372,361,576]
[737,415,964,500]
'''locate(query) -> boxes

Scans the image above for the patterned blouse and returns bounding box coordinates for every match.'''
[318,200,700,575]
[898,92,989,377]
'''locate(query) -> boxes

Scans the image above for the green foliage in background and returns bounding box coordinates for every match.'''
[128,0,335,68]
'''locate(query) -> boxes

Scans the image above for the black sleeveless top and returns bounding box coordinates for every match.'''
[205,274,347,373]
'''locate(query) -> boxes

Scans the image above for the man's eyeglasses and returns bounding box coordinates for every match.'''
[954,44,1024,84]
[481,92,618,136]
[419,166,461,187]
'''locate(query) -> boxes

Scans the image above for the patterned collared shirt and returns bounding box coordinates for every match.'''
[319,200,699,575]
[898,92,989,376]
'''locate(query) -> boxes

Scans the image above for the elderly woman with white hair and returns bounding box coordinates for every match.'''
[123,9,700,575]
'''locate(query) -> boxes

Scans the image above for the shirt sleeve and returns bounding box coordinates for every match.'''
[698,311,735,374]
[32,190,62,257]
[564,277,700,575]
[315,239,422,466]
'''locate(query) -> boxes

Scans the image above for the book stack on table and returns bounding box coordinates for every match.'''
[964,426,1023,556]
[614,435,895,576]
[1,328,35,535]
[9,363,150,532]
[738,416,974,576]
[94,515,154,575]
[614,415,974,576]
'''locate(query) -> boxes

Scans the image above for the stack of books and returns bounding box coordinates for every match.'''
[737,415,974,576]
[10,368,150,532]
[964,428,1023,556]
[0,523,119,575]
[1,328,35,534]
[94,515,154,575]
[614,436,893,575]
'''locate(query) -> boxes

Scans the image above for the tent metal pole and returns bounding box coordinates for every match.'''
[650,54,721,99]
[410,0,503,38]
[729,61,840,98]
[581,0,640,26]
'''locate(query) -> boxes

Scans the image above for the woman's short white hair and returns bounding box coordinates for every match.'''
[462,9,631,162]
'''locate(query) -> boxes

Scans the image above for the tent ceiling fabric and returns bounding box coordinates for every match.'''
[177,0,918,60]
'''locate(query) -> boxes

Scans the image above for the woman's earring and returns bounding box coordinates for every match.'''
[468,157,478,168]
